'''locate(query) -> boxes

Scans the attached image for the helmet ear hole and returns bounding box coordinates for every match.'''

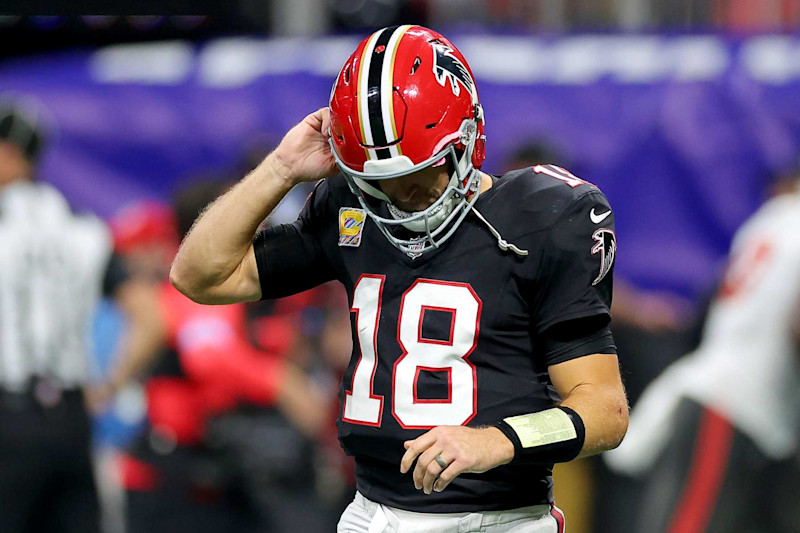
[411,57,421,74]
[344,68,350,84]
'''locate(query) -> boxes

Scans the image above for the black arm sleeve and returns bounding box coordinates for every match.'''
[253,181,336,300]
[253,222,335,299]
[102,252,130,297]
[540,316,617,366]
[533,190,617,365]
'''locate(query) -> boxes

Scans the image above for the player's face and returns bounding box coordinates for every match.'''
[378,163,451,212]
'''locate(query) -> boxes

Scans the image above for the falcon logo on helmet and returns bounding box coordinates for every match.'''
[431,41,475,100]
[328,26,486,257]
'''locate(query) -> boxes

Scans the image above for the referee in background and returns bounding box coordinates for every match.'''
[0,99,164,533]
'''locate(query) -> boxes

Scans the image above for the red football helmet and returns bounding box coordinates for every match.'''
[328,25,486,255]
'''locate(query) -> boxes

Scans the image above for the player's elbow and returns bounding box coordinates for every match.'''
[588,388,629,453]
[608,393,630,450]
[169,261,214,304]
[169,263,195,300]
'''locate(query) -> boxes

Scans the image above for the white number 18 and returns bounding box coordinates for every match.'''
[343,275,481,429]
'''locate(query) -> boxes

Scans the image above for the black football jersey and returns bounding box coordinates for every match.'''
[253,166,616,512]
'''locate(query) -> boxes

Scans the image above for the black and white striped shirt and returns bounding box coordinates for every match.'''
[0,181,112,391]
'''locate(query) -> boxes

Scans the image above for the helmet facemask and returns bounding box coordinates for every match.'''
[331,118,482,257]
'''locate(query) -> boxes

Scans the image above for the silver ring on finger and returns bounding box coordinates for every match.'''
[434,454,448,469]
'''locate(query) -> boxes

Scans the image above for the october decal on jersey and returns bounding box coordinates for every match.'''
[591,228,616,286]
[339,208,367,247]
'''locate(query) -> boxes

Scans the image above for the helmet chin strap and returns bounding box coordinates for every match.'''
[386,170,529,257]
[467,206,529,257]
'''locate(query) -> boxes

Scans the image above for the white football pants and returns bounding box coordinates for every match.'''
[337,491,565,533]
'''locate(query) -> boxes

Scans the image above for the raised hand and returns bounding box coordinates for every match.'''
[269,107,338,184]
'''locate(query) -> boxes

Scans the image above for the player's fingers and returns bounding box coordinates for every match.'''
[412,446,443,490]
[420,450,452,495]
[433,458,467,493]
[305,107,328,134]
[400,432,436,474]
[400,443,426,474]
[320,107,332,138]
[310,106,326,122]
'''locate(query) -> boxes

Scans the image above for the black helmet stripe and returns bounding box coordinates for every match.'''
[366,26,397,159]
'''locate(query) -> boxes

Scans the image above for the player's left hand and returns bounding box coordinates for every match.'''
[400,426,515,494]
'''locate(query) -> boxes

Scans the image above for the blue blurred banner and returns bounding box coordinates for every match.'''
[2,35,800,297]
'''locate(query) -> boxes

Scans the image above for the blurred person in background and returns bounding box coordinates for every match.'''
[605,165,800,533]
[0,99,163,533]
[236,281,356,528]
[110,180,331,533]
[89,201,178,407]
[90,200,179,533]
[172,25,628,532]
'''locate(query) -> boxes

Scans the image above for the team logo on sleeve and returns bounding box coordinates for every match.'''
[339,208,367,247]
[591,228,616,286]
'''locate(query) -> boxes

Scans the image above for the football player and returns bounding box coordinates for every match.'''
[172,26,628,532]
[606,167,800,533]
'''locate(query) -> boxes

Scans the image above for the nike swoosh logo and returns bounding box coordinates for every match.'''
[590,208,611,224]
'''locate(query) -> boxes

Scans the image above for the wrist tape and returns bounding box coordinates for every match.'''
[495,406,585,465]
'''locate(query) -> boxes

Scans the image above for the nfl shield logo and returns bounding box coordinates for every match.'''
[339,208,366,247]
[406,240,426,259]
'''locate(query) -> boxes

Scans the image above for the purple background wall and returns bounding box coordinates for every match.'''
[2,35,799,298]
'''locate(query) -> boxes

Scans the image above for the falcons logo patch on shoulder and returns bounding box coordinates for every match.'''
[431,41,475,99]
[591,228,616,286]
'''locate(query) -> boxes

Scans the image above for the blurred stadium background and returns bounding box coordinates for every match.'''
[2,2,800,532]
